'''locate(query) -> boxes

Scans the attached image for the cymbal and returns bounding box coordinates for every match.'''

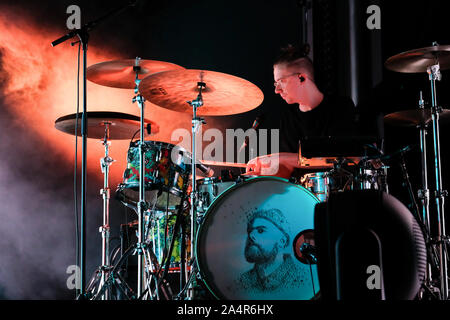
[138,69,264,116]
[385,45,450,73]
[86,59,185,89]
[55,111,159,140]
[384,109,450,127]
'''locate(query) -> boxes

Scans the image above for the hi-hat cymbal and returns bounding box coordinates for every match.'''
[384,109,450,127]
[55,111,159,140]
[385,45,450,73]
[138,69,264,116]
[86,59,185,89]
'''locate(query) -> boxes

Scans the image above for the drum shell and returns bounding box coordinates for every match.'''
[117,141,191,210]
[195,176,320,300]
[146,211,190,272]
[196,178,239,214]
[314,190,426,300]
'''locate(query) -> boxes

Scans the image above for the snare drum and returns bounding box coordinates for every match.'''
[300,170,354,202]
[196,176,320,300]
[116,141,191,211]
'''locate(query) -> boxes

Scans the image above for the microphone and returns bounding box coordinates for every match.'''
[299,243,318,264]
[196,162,214,177]
[239,114,265,153]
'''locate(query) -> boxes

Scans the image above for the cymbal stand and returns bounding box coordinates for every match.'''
[97,123,115,299]
[131,57,149,299]
[186,80,206,299]
[416,91,436,289]
[427,61,449,300]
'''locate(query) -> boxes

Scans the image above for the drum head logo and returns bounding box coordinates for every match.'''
[235,208,305,293]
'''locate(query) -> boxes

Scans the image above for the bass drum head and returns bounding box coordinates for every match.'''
[196,177,320,300]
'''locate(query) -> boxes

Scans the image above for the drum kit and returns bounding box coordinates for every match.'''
[52,41,450,300]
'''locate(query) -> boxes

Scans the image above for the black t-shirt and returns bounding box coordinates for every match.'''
[278,95,358,153]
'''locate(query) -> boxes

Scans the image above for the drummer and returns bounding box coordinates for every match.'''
[246,44,360,178]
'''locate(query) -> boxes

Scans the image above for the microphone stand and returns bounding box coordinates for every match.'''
[50,1,137,299]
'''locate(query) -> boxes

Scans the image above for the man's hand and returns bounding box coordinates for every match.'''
[245,153,299,179]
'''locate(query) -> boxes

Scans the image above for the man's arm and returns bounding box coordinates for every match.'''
[245,152,299,179]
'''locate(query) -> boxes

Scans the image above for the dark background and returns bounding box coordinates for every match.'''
[0,0,448,299]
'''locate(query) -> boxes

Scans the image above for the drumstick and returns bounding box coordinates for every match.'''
[199,160,248,168]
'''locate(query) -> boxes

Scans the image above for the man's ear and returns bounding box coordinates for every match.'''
[280,235,289,248]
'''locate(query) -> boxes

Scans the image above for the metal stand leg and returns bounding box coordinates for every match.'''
[416,91,435,288]
[131,57,148,299]
[97,123,115,299]
[427,62,449,300]
[186,80,206,300]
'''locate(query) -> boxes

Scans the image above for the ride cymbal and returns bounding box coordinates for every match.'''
[385,44,450,73]
[138,69,264,116]
[86,59,185,89]
[55,111,159,140]
[384,109,450,127]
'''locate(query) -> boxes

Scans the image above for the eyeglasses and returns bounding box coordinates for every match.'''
[273,73,299,88]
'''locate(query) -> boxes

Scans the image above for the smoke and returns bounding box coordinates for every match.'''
[0,5,194,299]
[0,2,252,299]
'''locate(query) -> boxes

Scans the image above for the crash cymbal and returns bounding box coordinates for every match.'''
[384,109,450,127]
[138,69,264,116]
[86,59,185,89]
[55,111,159,140]
[385,45,450,73]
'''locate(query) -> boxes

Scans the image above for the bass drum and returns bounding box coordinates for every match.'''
[195,176,320,300]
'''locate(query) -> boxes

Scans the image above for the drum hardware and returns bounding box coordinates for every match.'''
[138,69,264,116]
[116,140,192,212]
[91,204,189,300]
[54,111,159,140]
[385,43,450,299]
[398,149,421,221]
[131,56,153,299]
[95,122,115,300]
[90,238,167,300]
[138,68,264,299]
[427,60,448,300]
[86,59,185,89]
[54,111,159,300]
[185,79,206,299]
[384,43,450,73]
[196,176,248,214]
[57,61,264,299]
[383,108,450,128]
[51,2,139,298]
[299,243,318,265]
[195,177,320,300]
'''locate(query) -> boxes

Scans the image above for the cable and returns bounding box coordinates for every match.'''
[308,261,316,297]
[130,129,140,144]
[74,42,81,299]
